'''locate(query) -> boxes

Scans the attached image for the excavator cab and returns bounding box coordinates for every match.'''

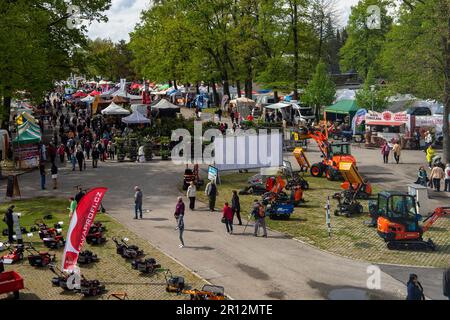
[329,143,351,157]
[376,192,420,232]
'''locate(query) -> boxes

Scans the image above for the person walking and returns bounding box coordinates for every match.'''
[57,143,65,164]
[406,274,425,300]
[392,141,401,164]
[177,210,185,248]
[426,145,436,169]
[252,200,267,238]
[174,197,185,230]
[205,180,218,212]
[381,142,390,164]
[222,202,234,235]
[92,146,100,168]
[70,148,77,171]
[3,205,15,243]
[39,162,46,190]
[444,260,450,300]
[425,131,433,148]
[430,164,445,192]
[51,162,58,190]
[186,181,197,211]
[134,186,143,219]
[231,190,242,225]
[108,141,115,160]
[444,164,450,192]
[76,147,85,172]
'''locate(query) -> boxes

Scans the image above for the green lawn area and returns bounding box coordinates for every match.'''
[197,173,450,268]
[0,198,206,300]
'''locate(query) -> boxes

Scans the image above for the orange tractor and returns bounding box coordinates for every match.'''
[369,191,449,251]
[294,127,357,181]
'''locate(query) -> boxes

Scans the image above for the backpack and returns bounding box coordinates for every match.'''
[258,206,266,218]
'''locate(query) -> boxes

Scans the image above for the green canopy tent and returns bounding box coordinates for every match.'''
[325,100,360,122]
[18,122,41,136]
[13,128,41,145]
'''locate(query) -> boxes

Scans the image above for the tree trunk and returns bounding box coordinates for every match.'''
[173,81,178,90]
[236,80,242,98]
[1,91,12,131]
[168,80,173,87]
[274,91,279,103]
[293,3,299,101]
[442,15,450,163]
[211,82,219,108]
[245,79,252,99]
[223,79,231,97]
[196,82,200,95]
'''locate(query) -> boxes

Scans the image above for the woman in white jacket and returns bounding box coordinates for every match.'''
[186,181,197,210]
[445,163,450,192]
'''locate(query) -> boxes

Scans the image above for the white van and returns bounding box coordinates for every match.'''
[292,101,315,125]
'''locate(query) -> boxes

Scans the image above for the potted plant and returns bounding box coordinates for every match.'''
[115,138,126,162]
[160,136,171,161]
[143,137,153,161]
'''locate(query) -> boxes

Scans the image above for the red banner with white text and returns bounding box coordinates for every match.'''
[62,187,108,271]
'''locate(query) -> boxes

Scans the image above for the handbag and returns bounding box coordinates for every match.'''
[221,217,226,224]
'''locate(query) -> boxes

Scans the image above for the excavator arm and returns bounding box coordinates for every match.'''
[422,207,450,232]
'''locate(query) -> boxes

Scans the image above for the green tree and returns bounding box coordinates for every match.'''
[303,60,336,119]
[355,68,389,111]
[0,0,111,129]
[339,0,393,78]
[379,0,450,162]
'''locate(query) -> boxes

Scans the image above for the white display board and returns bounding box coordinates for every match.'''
[214,132,283,171]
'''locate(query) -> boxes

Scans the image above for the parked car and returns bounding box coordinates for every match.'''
[292,102,315,125]
[406,107,431,116]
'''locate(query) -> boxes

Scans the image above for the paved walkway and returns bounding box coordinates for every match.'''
[0,158,410,300]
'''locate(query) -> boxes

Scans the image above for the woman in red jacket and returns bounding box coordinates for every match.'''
[222,202,234,235]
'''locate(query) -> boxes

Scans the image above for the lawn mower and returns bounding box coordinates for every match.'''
[34,220,66,249]
[239,174,273,195]
[49,264,72,291]
[26,245,55,267]
[2,227,28,237]
[164,270,185,293]
[89,222,106,233]
[78,250,99,265]
[1,244,25,265]
[182,285,226,300]
[370,191,450,251]
[262,192,295,220]
[79,276,106,297]
[183,164,204,190]
[86,230,106,245]
[112,237,144,259]
[131,257,161,274]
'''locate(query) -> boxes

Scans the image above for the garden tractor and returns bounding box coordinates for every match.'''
[182,285,226,300]
[369,191,450,251]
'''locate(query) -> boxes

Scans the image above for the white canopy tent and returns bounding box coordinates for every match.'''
[81,95,95,103]
[265,102,292,110]
[152,99,180,110]
[122,111,151,124]
[101,102,130,115]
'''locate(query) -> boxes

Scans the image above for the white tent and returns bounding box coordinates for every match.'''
[112,89,142,100]
[81,95,95,103]
[152,99,180,110]
[101,102,130,115]
[122,111,151,124]
[131,104,149,115]
[265,102,292,110]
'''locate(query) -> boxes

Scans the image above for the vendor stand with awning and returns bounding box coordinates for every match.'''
[122,111,151,125]
[364,111,411,148]
[325,100,359,122]
[13,123,42,169]
[151,99,180,118]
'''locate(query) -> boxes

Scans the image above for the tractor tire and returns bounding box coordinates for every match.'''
[310,164,323,178]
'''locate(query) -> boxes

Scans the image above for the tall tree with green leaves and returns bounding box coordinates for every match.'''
[303,60,336,119]
[0,0,111,129]
[379,0,450,162]
[355,68,389,111]
[339,0,393,78]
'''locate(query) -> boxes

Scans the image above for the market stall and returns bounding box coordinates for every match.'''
[122,111,151,125]
[364,111,411,147]
[325,100,359,122]
[151,99,180,118]
[101,102,131,116]
[13,122,42,169]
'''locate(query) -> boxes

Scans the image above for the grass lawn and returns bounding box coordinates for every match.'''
[0,198,206,300]
[197,173,450,268]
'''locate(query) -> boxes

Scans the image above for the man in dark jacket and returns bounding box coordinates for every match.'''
[4,205,15,243]
[444,261,450,300]
[406,274,425,300]
[231,190,242,225]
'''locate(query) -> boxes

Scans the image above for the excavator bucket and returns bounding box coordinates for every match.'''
[293,148,311,170]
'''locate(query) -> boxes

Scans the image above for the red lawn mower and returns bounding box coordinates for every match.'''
[26,245,55,267]
[1,244,25,265]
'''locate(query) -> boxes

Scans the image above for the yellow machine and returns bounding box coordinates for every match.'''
[338,162,372,199]
[293,147,310,172]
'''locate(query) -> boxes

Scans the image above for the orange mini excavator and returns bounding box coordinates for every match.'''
[370,191,450,251]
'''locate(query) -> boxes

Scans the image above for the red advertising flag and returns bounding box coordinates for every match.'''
[62,187,108,271]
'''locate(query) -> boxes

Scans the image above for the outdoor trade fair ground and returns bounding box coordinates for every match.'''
[0,78,449,302]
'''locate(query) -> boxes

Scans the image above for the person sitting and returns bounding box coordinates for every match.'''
[415,167,428,186]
